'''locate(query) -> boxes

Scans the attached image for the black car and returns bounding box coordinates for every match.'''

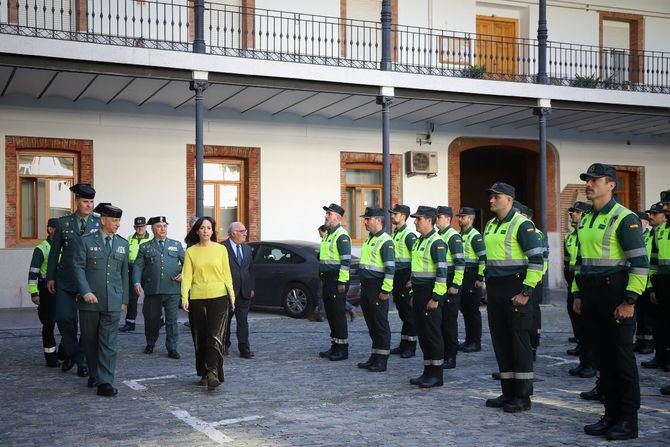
[248,240,360,318]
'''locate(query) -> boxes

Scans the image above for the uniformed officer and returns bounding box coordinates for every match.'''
[318,203,352,361]
[436,206,464,369]
[642,201,668,370]
[119,217,153,332]
[46,183,100,378]
[564,201,596,379]
[408,206,448,388]
[28,218,61,367]
[133,216,184,358]
[389,204,418,358]
[633,211,654,355]
[572,163,648,440]
[73,203,129,397]
[456,206,486,353]
[483,182,544,413]
[356,207,395,372]
[651,192,670,392]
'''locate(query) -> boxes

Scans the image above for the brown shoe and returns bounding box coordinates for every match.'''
[207,373,220,391]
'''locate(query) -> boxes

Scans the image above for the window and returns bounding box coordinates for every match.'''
[203,159,244,241]
[614,170,632,209]
[17,153,76,241]
[344,163,382,242]
[254,245,304,265]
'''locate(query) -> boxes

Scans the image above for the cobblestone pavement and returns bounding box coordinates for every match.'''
[1,292,669,446]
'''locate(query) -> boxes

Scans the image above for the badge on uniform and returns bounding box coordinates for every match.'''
[117,246,126,254]
[168,246,178,251]
[65,221,69,228]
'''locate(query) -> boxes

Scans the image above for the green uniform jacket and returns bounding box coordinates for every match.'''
[47,213,101,292]
[73,231,129,312]
[133,238,185,296]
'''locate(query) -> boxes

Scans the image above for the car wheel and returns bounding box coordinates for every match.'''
[283,283,312,319]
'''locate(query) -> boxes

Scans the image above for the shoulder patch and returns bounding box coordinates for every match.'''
[116,235,127,241]
[527,228,535,232]
[630,224,638,229]
[436,246,445,250]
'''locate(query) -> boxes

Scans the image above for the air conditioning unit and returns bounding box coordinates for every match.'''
[405,151,438,176]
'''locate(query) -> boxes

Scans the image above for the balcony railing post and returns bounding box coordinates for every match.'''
[193,0,206,53]
[537,0,548,84]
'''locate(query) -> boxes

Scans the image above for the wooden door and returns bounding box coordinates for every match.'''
[476,16,519,78]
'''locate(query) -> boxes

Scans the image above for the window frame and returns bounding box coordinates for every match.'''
[203,157,246,242]
[344,162,383,243]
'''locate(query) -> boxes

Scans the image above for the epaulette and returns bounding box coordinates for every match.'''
[92,212,101,218]
[115,234,128,241]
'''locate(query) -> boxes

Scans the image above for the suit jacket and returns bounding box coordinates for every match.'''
[133,238,185,296]
[47,213,102,292]
[222,239,255,300]
[73,231,129,312]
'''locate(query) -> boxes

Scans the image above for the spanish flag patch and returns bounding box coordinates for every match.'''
[437,246,445,250]
[630,224,638,229]
[527,228,534,232]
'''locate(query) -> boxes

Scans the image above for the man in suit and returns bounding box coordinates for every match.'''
[133,216,184,358]
[47,183,101,378]
[73,203,129,397]
[222,221,256,358]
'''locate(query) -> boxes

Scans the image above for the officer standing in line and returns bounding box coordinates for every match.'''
[572,163,648,440]
[356,207,395,373]
[456,207,486,353]
[28,218,61,367]
[564,202,596,379]
[408,206,448,388]
[318,203,352,361]
[133,216,184,358]
[73,203,129,397]
[46,183,100,378]
[389,204,418,358]
[633,211,654,355]
[483,182,544,413]
[656,192,670,396]
[436,206,464,369]
[642,202,668,370]
[119,217,153,332]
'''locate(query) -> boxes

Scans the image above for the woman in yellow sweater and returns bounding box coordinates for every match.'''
[181,217,235,391]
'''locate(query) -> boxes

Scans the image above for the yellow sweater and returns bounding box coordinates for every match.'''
[181,244,236,306]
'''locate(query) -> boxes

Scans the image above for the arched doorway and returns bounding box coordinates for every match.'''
[448,137,559,233]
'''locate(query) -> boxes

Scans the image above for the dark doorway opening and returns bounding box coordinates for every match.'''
[460,146,539,232]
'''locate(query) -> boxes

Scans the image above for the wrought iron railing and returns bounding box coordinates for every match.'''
[1,0,669,93]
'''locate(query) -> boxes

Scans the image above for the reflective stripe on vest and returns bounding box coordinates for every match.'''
[440,227,462,267]
[128,234,153,262]
[462,227,481,264]
[411,232,441,278]
[565,230,578,269]
[577,202,630,264]
[392,226,413,264]
[319,226,348,264]
[36,240,50,278]
[359,232,393,273]
[484,212,528,266]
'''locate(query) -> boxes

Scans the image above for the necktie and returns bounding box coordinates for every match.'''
[105,236,112,252]
[236,244,243,264]
[159,240,164,252]
[80,218,86,234]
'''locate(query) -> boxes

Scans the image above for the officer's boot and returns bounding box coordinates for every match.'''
[119,321,135,332]
[486,379,514,407]
[57,343,65,361]
[368,355,388,372]
[319,342,336,358]
[401,340,416,359]
[390,340,406,355]
[44,350,60,368]
[419,366,443,388]
[328,344,348,361]
[410,367,428,385]
[605,413,638,441]
[357,354,375,369]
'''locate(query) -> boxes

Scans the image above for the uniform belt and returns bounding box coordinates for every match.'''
[577,271,627,286]
[486,272,525,284]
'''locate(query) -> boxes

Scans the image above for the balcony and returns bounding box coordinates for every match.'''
[1,0,669,94]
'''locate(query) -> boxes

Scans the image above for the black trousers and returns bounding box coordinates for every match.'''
[566,271,593,367]
[459,267,482,346]
[360,278,391,355]
[487,273,533,399]
[320,271,348,347]
[579,272,640,422]
[124,264,139,322]
[37,283,58,362]
[55,288,86,367]
[224,296,251,353]
[565,271,580,340]
[412,283,443,377]
[635,290,654,343]
[392,269,416,345]
[652,275,670,364]
[188,296,230,381]
[529,276,543,350]
[441,272,461,359]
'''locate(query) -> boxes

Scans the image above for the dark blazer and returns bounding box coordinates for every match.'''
[222,239,255,300]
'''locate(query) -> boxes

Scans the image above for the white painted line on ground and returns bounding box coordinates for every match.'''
[171,409,232,444]
[123,374,177,391]
[212,415,264,426]
[538,354,579,366]
[529,396,601,414]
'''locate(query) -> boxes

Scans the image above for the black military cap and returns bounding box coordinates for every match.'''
[436,206,453,217]
[486,182,515,198]
[410,206,438,219]
[148,216,168,225]
[389,204,411,216]
[134,217,147,226]
[579,163,617,181]
[524,206,535,219]
[47,218,59,228]
[513,200,524,211]
[361,207,385,218]
[646,202,664,214]
[323,203,345,216]
[95,203,122,218]
[660,190,670,204]
[568,201,592,213]
[456,207,477,216]
[636,211,650,222]
[69,183,96,199]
